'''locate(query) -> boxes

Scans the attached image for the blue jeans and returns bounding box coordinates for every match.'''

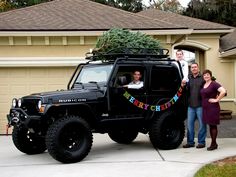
[187,107,207,145]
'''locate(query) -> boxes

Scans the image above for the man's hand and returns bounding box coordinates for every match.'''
[181,80,186,87]
[208,98,219,103]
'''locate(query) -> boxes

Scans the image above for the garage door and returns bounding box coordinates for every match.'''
[0,67,74,134]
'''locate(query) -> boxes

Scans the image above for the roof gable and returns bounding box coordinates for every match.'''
[0,0,186,31]
[138,9,233,30]
[220,29,236,52]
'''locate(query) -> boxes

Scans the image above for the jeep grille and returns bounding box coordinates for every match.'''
[21,99,41,115]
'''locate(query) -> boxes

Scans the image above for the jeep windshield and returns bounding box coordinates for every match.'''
[74,64,113,88]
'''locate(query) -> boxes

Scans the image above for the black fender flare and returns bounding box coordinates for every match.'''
[44,103,97,126]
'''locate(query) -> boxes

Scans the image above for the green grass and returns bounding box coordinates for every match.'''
[194,164,236,177]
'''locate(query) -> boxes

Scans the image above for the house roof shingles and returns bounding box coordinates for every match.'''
[0,0,235,51]
[139,9,236,53]
[0,0,187,31]
[220,29,236,52]
[138,9,232,30]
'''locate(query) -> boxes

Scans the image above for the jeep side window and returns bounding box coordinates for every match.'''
[109,65,146,116]
[114,66,145,89]
[151,66,179,92]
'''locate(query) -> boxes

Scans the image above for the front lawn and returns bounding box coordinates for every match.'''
[194,156,236,177]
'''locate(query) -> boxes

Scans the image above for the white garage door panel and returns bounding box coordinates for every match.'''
[0,67,74,134]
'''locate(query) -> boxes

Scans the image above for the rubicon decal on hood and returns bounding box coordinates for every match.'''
[58,98,87,103]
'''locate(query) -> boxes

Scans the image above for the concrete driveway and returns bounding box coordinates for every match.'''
[1,134,236,177]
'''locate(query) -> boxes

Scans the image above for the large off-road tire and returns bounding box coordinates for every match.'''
[46,116,93,163]
[12,126,46,154]
[149,111,185,150]
[108,130,138,144]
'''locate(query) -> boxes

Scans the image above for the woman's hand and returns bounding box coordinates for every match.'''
[209,87,226,103]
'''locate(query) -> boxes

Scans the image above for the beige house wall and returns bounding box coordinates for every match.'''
[0,33,235,134]
[188,34,236,114]
[0,45,94,57]
[0,67,75,134]
[0,36,97,134]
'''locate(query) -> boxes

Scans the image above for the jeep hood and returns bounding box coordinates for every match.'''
[23,89,103,104]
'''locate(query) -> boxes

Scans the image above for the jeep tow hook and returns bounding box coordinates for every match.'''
[6,124,11,135]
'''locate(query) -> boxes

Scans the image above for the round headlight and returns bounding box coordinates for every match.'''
[18,98,22,107]
[12,98,17,108]
[38,100,42,109]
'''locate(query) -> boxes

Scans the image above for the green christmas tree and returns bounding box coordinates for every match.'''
[94,28,161,54]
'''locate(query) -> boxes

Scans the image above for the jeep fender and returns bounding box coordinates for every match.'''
[44,103,97,127]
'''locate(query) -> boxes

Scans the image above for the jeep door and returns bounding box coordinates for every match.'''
[108,64,147,117]
[147,64,181,110]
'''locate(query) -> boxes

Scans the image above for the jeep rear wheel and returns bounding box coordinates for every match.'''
[12,126,46,154]
[149,112,185,150]
[108,130,138,144]
[46,116,93,163]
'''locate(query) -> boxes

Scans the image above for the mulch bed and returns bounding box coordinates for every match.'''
[212,156,236,166]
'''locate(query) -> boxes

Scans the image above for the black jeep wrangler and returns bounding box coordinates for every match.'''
[7,48,187,163]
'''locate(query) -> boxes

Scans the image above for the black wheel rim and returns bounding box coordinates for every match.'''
[59,123,85,151]
[162,117,180,142]
[26,130,33,142]
[22,129,42,144]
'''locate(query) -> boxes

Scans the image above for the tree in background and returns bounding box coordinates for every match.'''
[11,0,52,7]
[91,0,143,12]
[183,0,236,27]
[0,0,143,12]
[0,0,52,12]
[147,0,183,13]
[0,0,13,12]
[92,0,183,13]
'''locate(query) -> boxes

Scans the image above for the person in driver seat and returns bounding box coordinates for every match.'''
[123,70,143,89]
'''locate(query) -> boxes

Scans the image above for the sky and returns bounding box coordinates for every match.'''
[143,0,191,8]
[178,0,191,7]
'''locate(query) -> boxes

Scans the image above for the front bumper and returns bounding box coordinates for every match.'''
[7,108,41,127]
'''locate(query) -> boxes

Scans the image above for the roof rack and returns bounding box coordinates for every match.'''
[85,48,170,61]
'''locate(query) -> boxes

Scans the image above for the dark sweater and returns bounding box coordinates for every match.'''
[188,73,204,108]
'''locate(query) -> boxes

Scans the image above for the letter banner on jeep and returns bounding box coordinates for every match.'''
[123,86,183,111]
